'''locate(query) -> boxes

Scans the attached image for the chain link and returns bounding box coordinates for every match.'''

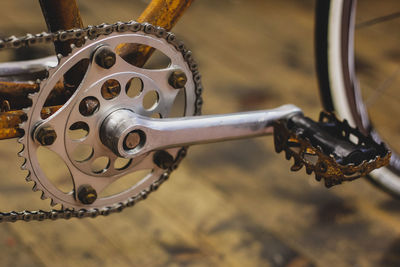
[0,21,202,222]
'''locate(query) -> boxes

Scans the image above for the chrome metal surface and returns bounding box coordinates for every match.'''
[0,19,303,222]
[0,56,57,81]
[19,24,201,211]
[101,105,302,158]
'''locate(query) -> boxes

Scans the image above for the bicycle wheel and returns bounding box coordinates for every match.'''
[316,0,400,196]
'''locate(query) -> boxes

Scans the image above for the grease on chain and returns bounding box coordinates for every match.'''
[0,21,202,222]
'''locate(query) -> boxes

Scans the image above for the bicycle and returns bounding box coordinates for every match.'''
[0,0,394,223]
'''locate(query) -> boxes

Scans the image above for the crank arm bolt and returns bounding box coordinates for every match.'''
[77,184,97,205]
[124,130,143,150]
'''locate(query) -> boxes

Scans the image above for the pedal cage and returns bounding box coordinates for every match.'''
[273,111,391,187]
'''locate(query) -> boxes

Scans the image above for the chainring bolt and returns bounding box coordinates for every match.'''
[95,46,116,69]
[168,70,187,89]
[79,97,100,116]
[153,150,174,169]
[35,126,57,146]
[77,184,97,205]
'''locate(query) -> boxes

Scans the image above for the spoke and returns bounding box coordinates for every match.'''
[356,11,400,29]
[366,66,400,107]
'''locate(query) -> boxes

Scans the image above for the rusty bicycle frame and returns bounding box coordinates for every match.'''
[0,0,192,139]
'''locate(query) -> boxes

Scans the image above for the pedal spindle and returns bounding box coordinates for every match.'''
[273,111,391,187]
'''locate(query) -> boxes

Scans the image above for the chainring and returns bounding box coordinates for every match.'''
[19,26,202,210]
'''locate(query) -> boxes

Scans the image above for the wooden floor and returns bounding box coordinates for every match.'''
[0,0,399,266]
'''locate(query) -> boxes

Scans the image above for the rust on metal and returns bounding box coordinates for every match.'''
[0,110,26,139]
[0,81,67,111]
[39,0,84,56]
[273,112,391,187]
[79,97,100,117]
[35,125,57,146]
[0,0,86,140]
[0,81,38,110]
[116,0,194,67]
[0,106,61,139]
[168,70,187,89]
[0,0,193,139]
[101,79,121,100]
[39,0,86,100]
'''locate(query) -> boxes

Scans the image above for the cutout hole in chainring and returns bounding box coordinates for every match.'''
[37,146,73,194]
[125,77,143,98]
[116,44,171,69]
[99,169,152,197]
[101,79,121,100]
[41,58,89,119]
[71,144,94,163]
[169,88,186,117]
[68,121,89,141]
[91,156,110,174]
[143,90,159,110]
[114,157,132,170]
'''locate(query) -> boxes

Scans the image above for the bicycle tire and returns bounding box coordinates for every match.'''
[315,0,400,197]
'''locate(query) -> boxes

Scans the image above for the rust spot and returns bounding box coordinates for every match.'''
[0,0,193,139]
[0,105,61,139]
[116,0,194,67]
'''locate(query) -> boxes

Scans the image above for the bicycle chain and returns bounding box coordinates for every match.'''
[0,21,203,222]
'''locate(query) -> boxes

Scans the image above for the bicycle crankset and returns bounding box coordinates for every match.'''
[20,22,202,211]
[0,21,390,222]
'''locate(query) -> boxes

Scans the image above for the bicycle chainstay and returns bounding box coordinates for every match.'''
[273,111,391,187]
[0,21,203,222]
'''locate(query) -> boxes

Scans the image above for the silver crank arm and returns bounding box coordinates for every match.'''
[101,104,302,158]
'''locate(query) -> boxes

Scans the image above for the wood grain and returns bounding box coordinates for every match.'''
[0,0,398,266]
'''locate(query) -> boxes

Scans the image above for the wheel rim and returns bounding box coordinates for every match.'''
[318,0,400,195]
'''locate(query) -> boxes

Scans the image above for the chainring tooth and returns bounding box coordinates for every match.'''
[0,21,204,222]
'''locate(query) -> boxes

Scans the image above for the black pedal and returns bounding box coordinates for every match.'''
[273,111,391,187]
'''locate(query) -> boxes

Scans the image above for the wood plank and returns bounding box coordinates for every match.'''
[0,0,398,266]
